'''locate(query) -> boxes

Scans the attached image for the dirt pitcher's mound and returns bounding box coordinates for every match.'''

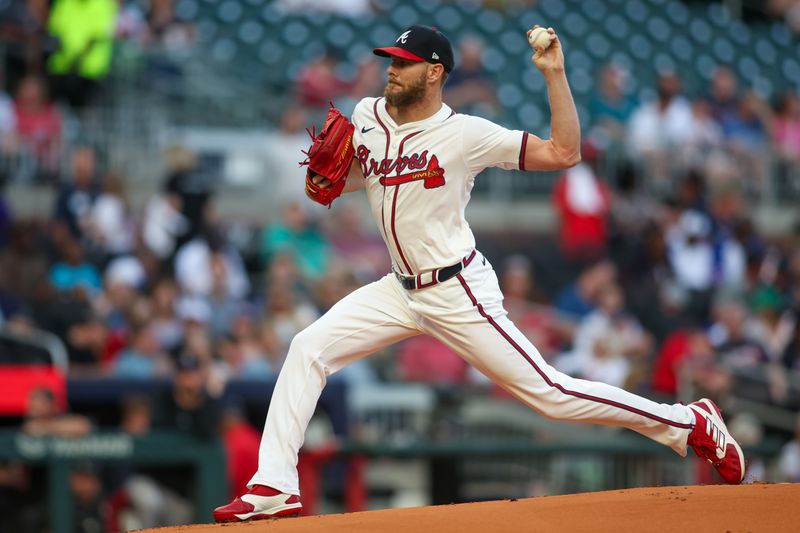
[148,484,799,533]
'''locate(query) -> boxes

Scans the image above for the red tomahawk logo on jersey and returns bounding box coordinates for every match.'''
[378,155,446,189]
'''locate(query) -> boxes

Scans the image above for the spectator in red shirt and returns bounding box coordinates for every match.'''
[398,335,468,385]
[220,407,261,498]
[551,142,611,262]
[13,75,61,179]
[294,51,349,110]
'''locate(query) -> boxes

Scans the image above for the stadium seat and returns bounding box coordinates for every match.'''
[782,57,800,84]
[540,0,566,19]
[515,10,542,33]
[628,34,653,61]
[727,20,751,46]
[258,39,284,66]
[282,20,310,46]
[195,18,219,45]
[211,38,238,63]
[585,33,612,59]
[175,0,199,20]
[712,37,735,64]
[624,0,650,23]
[411,0,438,15]
[238,20,264,45]
[580,0,607,22]
[669,35,694,63]
[481,45,506,74]
[689,19,713,44]
[769,22,793,48]
[562,12,588,39]
[706,2,732,28]
[433,5,463,32]
[497,83,523,108]
[261,4,282,25]
[603,14,630,42]
[390,4,419,29]
[756,38,778,66]
[499,29,526,55]
[217,0,243,24]
[695,53,718,81]
[476,10,504,35]
[325,22,355,49]
[665,1,690,25]
[647,17,671,43]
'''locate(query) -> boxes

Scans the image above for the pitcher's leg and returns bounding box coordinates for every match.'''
[422,262,694,455]
[249,274,419,494]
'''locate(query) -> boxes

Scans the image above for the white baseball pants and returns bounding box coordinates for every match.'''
[249,251,695,495]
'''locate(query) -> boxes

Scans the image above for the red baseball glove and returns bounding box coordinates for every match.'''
[299,105,355,207]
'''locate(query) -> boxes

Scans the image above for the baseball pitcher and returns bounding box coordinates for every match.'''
[214,24,744,522]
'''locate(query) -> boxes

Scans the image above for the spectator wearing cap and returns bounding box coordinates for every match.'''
[154,354,222,439]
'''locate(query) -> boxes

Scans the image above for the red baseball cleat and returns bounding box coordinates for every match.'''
[213,484,302,523]
[687,398,746,484]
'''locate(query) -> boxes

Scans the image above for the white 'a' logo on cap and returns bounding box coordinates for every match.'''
[397,30,411,44]
[432,52,439,59]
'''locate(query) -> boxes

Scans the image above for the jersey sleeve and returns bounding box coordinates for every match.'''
[351,97,377,150]
[461,115,529,175]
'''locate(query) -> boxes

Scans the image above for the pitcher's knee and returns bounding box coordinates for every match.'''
[286,328,326,369]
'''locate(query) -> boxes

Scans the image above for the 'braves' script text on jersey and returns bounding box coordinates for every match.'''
[352,97,530,275]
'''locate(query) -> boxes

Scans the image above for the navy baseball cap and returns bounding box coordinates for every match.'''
[374,25,455,73]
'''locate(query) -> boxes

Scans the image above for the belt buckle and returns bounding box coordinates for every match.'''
[416,269,438,289]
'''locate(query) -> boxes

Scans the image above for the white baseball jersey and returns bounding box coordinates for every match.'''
[351,96,528,274]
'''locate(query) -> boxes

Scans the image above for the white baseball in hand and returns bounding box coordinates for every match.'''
[528,27,551,51]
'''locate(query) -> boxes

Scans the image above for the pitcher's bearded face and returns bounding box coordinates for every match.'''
[384,60,428,107]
